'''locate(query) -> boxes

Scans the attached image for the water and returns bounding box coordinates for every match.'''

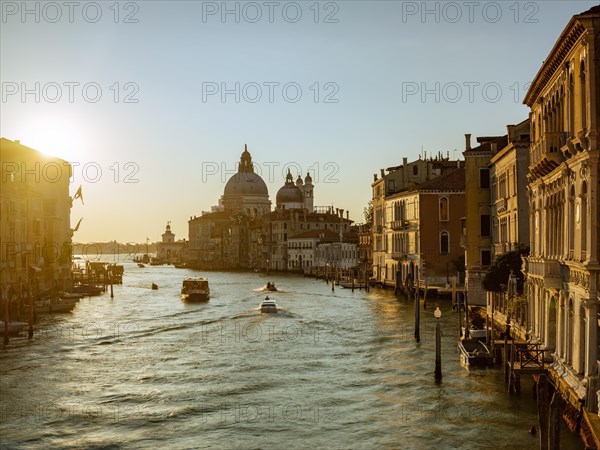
[0,263,583,449]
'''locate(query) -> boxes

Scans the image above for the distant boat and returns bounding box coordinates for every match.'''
[458,338,493,366]
[151,283,159,290]
[461,326,487,340]
[260,296,278,313]
[181,277,210,302]
[137,263,145,268]
[263,282,278,292]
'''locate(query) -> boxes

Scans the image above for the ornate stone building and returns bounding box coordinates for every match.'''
[156,222,187,263]
[188,145,353,272]
[0,138,73,301]
[523,5,599,417]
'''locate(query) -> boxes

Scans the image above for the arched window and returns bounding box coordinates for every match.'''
[569,73,575,136]
[440,231,449,254]
[581,181,587,257]
[439,197,449,221]
[569,186,575,258]
[580,61,587,130]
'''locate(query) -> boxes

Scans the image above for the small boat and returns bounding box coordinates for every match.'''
[28,298,78,315]
[458,338,493,366]
[260,296,278,313]
[151,283,159,290]
[339,280,366,289]
[461,326,487,340]
[173,262,187,269]
[72,285,103,296]
[181,277,209,302]
[0,321,29,336]
[263,282,278,292]
[59,292,84,300]
[137,263,145,268]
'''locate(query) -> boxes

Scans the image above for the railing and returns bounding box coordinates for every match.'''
[516,343,545,369]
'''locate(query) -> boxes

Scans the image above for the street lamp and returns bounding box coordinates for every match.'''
[434,306,442,382]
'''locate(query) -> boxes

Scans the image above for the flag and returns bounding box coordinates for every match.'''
[74,185,84,205]
[73,217,83,232]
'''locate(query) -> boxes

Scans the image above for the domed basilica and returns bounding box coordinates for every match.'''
[222,145,314,215]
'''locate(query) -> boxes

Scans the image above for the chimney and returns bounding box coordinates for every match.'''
[339,208,344,219]
[380,169,385,178]
[346,211,349,220]
[374,173,378,182]
[465,134,471,150]
[403,157,408,166]
[491,142,497,153]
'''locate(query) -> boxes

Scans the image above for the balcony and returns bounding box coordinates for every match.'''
[529,132,567,179]
[526,257,561,289]
[391,252,403,260]
[495,197,507,212]
[390,220,409,231]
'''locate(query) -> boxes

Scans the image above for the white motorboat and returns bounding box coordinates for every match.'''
[260,297,278,313]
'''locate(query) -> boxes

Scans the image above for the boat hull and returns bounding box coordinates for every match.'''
[458,339,493,367]
[181,293,209,303]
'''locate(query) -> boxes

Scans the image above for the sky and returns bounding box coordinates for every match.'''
[1,0,597,243]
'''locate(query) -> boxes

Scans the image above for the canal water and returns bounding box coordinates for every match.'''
[0,263,583,449]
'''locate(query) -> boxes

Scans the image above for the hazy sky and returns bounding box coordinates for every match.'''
[1,0,597,243]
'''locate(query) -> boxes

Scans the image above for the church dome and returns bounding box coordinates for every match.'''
[224,172,268,196]
[276,170,304,205]
[223,145,269,197]
[304,172,313,183]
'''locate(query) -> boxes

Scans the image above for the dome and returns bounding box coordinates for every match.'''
[224,171,268,196]
[223,145,269,197]
[304,172,313,183]
[296,175,303,187]
[276,184,304,204]
[276,169,304,205]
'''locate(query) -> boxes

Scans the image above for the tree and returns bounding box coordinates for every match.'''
[363,200,373,226]
[482,246,529,294]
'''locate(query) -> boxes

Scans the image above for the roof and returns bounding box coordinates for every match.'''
[524,5,600,106]
[415,168,465,192]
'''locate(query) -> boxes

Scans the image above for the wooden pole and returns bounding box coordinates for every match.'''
[548,391,561,450]
[435,319,442,381]
[414,289,420,342]
[3,295,9,346]
[423,282,428,310]
[537,375,550,450]
[458,291,463,338]
[28,286,33,339]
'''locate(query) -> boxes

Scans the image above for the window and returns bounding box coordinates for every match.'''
[480,214,491,237]
[413,165,418,175]
[480,169,490,189]
[439,197,449,221]
[481,250,491,267]
[440,231,449,254]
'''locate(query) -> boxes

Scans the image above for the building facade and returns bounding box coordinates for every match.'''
[523,5,600,417]
[1,138,73,303]
[371,154,462,285]
[156,222,187,263]
[463,134,508,305]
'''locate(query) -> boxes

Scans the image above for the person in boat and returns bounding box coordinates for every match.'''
[151,283,158,290]
[265,296,270,300]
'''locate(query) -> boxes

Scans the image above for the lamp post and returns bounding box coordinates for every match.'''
[434,306,442,382]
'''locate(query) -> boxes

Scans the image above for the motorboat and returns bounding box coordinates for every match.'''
[339,280,366,289]
[59,292,84,300]
[260,296,278,313]
[458,338,493,366]
[263,282,278,292]
[151,283,159,290]
[137,263,145,268]
[181,277,210,302]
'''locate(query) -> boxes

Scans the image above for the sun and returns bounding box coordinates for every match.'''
[19,114,88,162]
